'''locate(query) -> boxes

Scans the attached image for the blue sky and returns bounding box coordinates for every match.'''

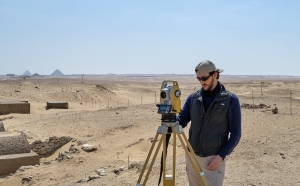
[0,1,299,75]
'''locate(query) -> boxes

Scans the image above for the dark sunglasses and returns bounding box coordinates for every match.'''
[196,71,215,81]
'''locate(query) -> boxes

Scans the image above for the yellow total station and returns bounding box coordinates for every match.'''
[159,80,181,114]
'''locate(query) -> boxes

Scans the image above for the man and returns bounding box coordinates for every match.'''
[177,60,241,186]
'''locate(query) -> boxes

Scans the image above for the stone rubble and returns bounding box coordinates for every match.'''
[241,103,271,109]
[69,144,80,153]
[55,152,73,162]
[21,175,33,184]
[29,135,72,155]
[75,165,126,183]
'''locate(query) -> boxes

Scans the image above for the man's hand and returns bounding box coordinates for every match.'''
[207,155,223,171]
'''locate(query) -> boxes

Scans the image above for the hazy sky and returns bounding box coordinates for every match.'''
[0,1,299,76]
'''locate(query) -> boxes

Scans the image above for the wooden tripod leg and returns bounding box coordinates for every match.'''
[172,131,176,184]
[141,134,164,186]
[137,133,160,184]
[177,133,211,186]
[162,132,176,186]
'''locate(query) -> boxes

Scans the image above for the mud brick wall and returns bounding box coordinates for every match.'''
[47,102,68,109]
[30,136,72,155]
[0,103,30,115]
[0,134,31,155]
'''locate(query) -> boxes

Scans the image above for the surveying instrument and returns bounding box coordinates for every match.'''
[136,80,210,186]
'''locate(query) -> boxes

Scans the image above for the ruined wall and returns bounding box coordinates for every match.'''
[47,102,68,109]
[0,103,30,115]
[0,134,31,155]
[30,135,72,155]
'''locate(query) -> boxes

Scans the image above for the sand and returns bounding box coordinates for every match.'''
[0,74,300,186]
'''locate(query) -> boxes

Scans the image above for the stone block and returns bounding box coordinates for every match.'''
[0,151,39,175]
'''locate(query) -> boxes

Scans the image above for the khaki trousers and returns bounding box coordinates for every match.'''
[185,154,225,186]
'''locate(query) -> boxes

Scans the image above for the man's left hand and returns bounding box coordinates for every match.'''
[207,155,223,171]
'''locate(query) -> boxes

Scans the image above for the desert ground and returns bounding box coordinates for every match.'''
[0,74,300,186]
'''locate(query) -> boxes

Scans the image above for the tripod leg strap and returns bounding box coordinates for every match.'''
[158,133,171,186]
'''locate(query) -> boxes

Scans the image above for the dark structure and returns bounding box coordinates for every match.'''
[47,102,68,109]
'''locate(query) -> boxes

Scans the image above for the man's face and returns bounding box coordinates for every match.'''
[197,72,214,91]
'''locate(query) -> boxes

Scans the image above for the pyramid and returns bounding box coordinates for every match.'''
[23,70,32,76]
[51,69,64,76]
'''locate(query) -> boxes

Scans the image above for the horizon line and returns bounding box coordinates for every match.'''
[0,74,300,77]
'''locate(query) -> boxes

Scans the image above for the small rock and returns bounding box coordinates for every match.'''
[55,152,66,162]
[66,155,73,159]
[21,176,32,184]
[69,144,80,153]
[119,165,125,171]
[113,169,120,175]
[43,160,52,165]
[76,178,89,183]
[149,138,154,143]
[96,168,107,176]
[32,139,43,144]
[77,140,85,145]
[88,175,101,180]
[81,144,97,152]
[19,166,34,171]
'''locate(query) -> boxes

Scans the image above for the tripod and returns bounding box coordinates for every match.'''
[136,120,210,186]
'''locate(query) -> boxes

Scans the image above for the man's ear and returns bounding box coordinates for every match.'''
[214,72,219,79]
[213,72,217,78]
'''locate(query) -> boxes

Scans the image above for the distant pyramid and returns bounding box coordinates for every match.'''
[51,69,64,76]
[23,70,32,76]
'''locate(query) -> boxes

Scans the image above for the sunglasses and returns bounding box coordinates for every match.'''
[196,71,215,81]
[196,74,212,81]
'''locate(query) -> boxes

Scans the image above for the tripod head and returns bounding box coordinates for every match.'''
[160,114,177,122]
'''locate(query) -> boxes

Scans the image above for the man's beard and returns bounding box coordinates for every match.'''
[202,78,214,92]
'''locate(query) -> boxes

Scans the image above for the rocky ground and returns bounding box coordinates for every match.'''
[0,75,300,186]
